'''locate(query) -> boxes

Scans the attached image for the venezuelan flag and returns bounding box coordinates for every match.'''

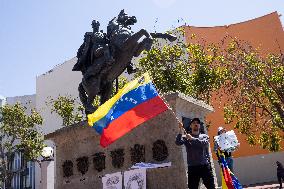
[217,150,242,189]
[88,73,168,147]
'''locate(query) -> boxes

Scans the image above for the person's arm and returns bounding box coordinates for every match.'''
[175,122,186,146]
[175,133,186,146]
[186,134,209,147]
[213,139,218,153]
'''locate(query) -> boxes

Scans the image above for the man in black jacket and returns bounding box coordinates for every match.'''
[277,161,284,188]
[176,118,215,189]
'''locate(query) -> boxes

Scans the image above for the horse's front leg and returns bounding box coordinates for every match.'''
[133,37,153,57]
[78,82,89,112]
[138,28,152,39]
[123,29,152,50]
[100,81,113,105]
[82,76,100,114]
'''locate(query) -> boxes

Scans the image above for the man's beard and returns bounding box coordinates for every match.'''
[192,128,199,133]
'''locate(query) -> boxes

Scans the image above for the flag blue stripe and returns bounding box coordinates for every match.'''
[219,151,243,189]
[93,82,159,134]
[232,175,243,189]
[220,155,229,168]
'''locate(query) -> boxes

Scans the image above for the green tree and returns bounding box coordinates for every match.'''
[47,95,84,127]
[136,34,283,151]
[0,102,44,188]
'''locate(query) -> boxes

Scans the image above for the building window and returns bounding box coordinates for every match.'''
[10,152,35,189]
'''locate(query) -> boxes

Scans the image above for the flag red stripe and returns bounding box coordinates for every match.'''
[222,167,234,189]
[100,96,168,147]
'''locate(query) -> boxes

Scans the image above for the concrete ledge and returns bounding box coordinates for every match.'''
[45,121,87,141]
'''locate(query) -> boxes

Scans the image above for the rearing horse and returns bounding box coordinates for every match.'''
[78,10,176,114]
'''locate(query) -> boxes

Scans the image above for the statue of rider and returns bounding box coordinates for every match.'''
[73,20,114,76]
[73,20,115,114]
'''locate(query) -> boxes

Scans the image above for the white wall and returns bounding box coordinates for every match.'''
[35,58,82,189]
[6,94,36,108]
[36,58,82,135]
[214,151,284,186]
[0,95,6,106]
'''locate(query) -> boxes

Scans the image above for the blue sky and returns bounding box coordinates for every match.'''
[0,0,283,97]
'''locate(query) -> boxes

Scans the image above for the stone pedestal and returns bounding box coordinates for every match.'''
[46,92,214,189]
[41,160,55,189]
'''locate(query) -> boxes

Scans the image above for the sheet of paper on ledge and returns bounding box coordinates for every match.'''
[131,162,171,169]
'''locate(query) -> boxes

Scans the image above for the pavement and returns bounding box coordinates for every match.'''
[243,182,280,189]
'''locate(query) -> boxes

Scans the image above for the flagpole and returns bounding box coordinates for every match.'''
[148,73,188,135]
[159,94,189,135]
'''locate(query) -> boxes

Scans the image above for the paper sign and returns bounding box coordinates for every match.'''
[214,130,239,152]
[102,172,122,189]
[124,169,146,189]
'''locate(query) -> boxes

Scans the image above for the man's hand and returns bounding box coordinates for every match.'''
[186,133,193,140]
[178,122,183,129]
[178,122,184,133]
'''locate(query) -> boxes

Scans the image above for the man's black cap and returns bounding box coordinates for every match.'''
[190,118,201,125]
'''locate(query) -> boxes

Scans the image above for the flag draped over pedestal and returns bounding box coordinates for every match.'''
[87,73,168,147]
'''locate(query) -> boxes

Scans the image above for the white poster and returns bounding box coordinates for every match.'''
[214,130,239,152]
[124,169,146,189]
[102,172,122,189]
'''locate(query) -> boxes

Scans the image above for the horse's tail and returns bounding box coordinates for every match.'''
[78,82,88,109]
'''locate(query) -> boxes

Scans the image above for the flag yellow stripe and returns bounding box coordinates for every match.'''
[221,170,229,189]
[87,73,151,126]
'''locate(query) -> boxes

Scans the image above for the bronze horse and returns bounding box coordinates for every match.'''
[75,10,176,114]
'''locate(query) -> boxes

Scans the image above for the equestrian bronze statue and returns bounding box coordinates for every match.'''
[73,10,177,114]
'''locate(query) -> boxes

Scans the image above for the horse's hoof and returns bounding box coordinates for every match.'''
[127,68,137,74]
[168,35,177,42]
[145,43,153,51]
[85,106,97,115]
